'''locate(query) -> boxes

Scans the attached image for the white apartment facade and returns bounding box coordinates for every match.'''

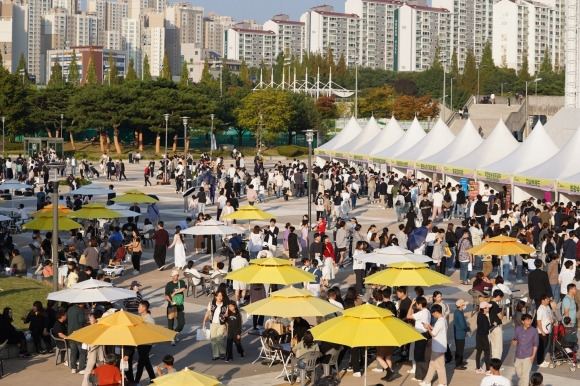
[263,14,304,61]
[225,27,275,67]
[300,5,361,66]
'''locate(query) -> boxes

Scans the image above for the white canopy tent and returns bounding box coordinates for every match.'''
[515,124,580,188]
[373,117,426,162]
[355,116,404,158]
[336,116,382,156]
[390,118,455,168]
[417,118,483,172]
[443,119,520,177]
[478,121,559,179]
[315,116,362,156]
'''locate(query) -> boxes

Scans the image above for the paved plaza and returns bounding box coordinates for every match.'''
[0,158,574,385]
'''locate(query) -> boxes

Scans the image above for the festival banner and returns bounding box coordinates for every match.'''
[415,162,441,173]
[390,159,413,168]
[556,181,580,195]
[331,151,347,159]
[314,149,327,156]
[442,165,475,177]
[512,175,554,190]
[350,154,365,161]
[475,170,511,184]
[371,156,388,163]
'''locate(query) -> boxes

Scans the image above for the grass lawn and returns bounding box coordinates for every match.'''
[0,276,51,330]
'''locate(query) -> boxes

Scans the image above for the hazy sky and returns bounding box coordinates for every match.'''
[181,0,345,24]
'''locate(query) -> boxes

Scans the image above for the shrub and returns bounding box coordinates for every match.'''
[59,177,91,187]
[278,145,307,158]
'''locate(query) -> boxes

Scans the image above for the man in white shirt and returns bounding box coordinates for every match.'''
[15,204,29,231]
[431,188,444,222]
[536,295,553,367]
[230,252,249,305]
[419,304,447,386]
[559,260,576,299]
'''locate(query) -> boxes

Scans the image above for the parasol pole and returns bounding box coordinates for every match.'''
[364,346,368,386]
[211,234,214,267]
[121,345,125,386]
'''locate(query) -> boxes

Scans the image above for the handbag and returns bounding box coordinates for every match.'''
[79,254,87,265]
[467,262,473,271]
[173,281,184,306]
[167,305,178,320]
[196,327,210,341]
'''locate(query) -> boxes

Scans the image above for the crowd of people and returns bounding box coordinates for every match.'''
[4,153,580,386]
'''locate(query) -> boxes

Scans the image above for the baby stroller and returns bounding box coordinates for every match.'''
[89,164,100,177]
[549,322,579,371]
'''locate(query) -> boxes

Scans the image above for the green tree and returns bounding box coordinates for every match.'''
[430,42,442,70]
[161,52,172,80]
[179,61,189,87]
[142,54,152,81]
[106,52,120,85]
[68,49,80,85]
[221,57,232,89]
[449,48,459,79]
[460,48,477,95]
[518,48,531,81]
[85,55,98,85]
[358,87,396,118]
[0,68,29,137]
[287,92,321,144]
[48,57,65,88]
[539,50,553,74]
[15,53,28,84]
[335,53,347,86]
[125,58,137,81]
[239,59,250,86]
[235,89,292,147]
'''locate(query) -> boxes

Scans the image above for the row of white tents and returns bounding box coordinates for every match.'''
[315,116,580,202]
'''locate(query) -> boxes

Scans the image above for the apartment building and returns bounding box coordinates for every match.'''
[225,27,276,67]
[263,14,304,61]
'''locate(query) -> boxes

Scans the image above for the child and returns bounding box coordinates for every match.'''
[307,259,322,297]
[258,184,265,203]
[223,301,245,362]
[563,316,579,350]
[156,354,177,376]
[93,353,122,385]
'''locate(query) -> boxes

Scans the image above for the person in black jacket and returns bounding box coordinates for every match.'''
[455,185,467,219]
[473,195,488,229]
[527,259,552,307]
[223,301,244,362]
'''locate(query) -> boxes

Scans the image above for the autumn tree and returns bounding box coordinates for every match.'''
[358,87,397,118]
[142,54,152,81]
[68,50,80,85]
[85,55,98,85]
[394,94,439,120]
[161,52,172,80]
[125,58,137,81]
[179,61,189,87]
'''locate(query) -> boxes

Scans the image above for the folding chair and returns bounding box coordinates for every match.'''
[321,348,340,376]
[50,329,69,366]
[0,340,7,378]
[184,272,204,297]
[293,351,322,385]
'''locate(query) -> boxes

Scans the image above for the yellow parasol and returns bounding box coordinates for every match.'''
[364,261,452,287]
[242,287,342,318]
[153,367,221,386]
[222,204,274,220]
[30,203,72,217]
[68,310,176,386]
[310,304,425,386]
[112,189,159,203]
[68,203,124,219]
[23,211,83,231]
[467,235,537,256]
[225,257,315,285]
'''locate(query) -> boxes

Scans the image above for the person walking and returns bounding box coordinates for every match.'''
[512,313,538,386]
[203,289,229,360]
[126,230,142,275]
[134,301,156,384]
[165,270,186,346]
[223,301,245,362]
[536,294,553,367]
[489,290,505,361]
[453,299,470,369]
[419,304,448,386]
[152,221,170,271]
[474,302,492,374]
[144,164,152,186]
[168,226,186,270]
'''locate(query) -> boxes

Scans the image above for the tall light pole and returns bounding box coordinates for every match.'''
[163,113,169,183]
[442,64,446,121]
[305,129,315,230]
[19,69,25,85]
[477,64,486,104]
[258,113,263,150]
[524,78,542,139]
[60,113,63,139]
[48,161,65,292]
[181,116,189,155]
[1,116,4,156]
[500,82,506,96]
[210,113,214,161]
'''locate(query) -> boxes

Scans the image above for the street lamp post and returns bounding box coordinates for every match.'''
[19,69,25,85]
[450,78,454,113]
[524,78,542,139]
[258,113,263,149]
[305,130,315,230]
[210,113,214,161]
[500,83,506,97]
[163,113,169,183]
[181,116,189,155]
[1,116,4,156]
[442,67,446,121]
[48,161,65,292]
[60,113,63,139]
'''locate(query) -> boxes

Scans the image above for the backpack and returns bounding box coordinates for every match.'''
[144,166,149,175]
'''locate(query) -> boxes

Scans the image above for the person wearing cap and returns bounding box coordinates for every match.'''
[164,270,186,345]
[475,301,492,374]
[512,313,538,386]
[124,281,143,311]
[453,299,470,369]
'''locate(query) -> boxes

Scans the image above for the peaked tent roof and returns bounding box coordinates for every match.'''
[374,117,426,161]
[419,118,483,166]
[355,116,404,156]
[337,116,382,155]
[516,124,580,182]
[316,116,362,151]
[391,118,455,163]
[480,121,559,175]
[445,119,519,170]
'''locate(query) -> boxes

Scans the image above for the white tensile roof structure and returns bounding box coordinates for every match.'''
[479,121,559,175]
[516,124,580,181]
[355,116,405,156]
[418,118,483,168]
[334,116,382,155]
[373,117,426,161]
[444,119,520,171]
[391,118,455,163]
[316,116,363,152]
